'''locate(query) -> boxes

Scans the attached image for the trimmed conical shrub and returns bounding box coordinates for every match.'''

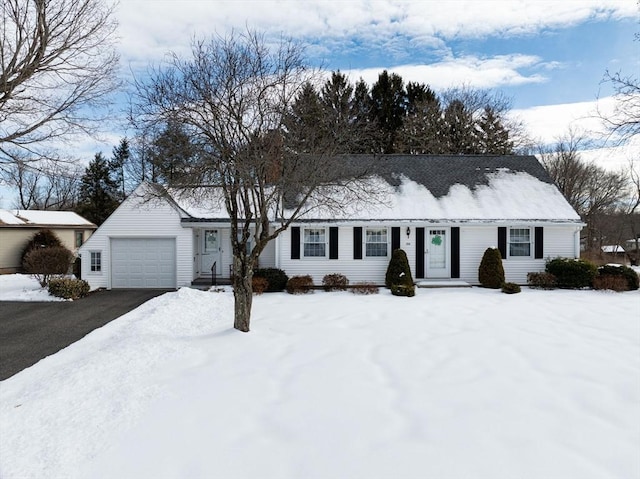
[385,248,415,297]
[478,247,505,289]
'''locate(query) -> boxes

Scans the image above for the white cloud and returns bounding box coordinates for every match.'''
[114,0,636,65]
[512,96,618,145]
[344,54,550,89]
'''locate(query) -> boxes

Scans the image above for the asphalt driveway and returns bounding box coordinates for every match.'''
[0,289,171,381]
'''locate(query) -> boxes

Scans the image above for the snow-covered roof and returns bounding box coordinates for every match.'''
[601,245,625,253]
[166,155,581,224]
[0,209,96,227]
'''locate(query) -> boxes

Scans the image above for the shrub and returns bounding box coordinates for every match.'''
[385,248,415,297]
[48,278,90,300]
[286,275,314,294]
[385,248,414,289]
[350,282,379,295]
[545,257,597,289]
[252,276,269,295]
[23,246,75,287]
[322,273,349,291]
[592,275,628,292]
[478,248,505,289]
[597,264,639,291]
[254,268,289,292]
[502,282,521,294]
[21,229,63,268]
[391,283,415,297]
[527,272,557,289]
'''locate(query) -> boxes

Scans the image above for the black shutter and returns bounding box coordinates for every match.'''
[498,227,507,259]
[451,227,460,278]
[291,227,300,259]
[416,227,425,278]
[535,227,544,259]
[353,227,362,260]
[329,227,339,259]
[391,227,400,252]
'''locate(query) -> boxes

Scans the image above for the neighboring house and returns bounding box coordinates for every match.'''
[600,245,627,264]
[78,155,583,289]
[0,209,97,274]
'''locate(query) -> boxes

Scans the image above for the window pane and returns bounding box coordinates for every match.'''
[509,228,530,257]
[365,228,388,257]
[304,228,326,257]
[91,252,101,272]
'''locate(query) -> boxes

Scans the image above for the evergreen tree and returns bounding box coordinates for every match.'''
[476,106,513,154]
[109,138,131,200]
[76,153,120,225]
[149,119,197,184]
[397,86,444,154]
[370,70,407,153]
[283,82,328,154]
[443,99,478,154]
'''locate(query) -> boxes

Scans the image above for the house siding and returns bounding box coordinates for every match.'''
[459,224,580,285]
[79,193,192,290]
[1,227,94,274]
[279,224,417,285]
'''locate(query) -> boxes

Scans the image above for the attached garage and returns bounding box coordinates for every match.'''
[111,238,176,288]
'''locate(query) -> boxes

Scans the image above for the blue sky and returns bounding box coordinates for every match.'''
[0,0,637,208]
[112,0,636,144]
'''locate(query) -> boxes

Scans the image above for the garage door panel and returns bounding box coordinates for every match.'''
[111,238,176,289]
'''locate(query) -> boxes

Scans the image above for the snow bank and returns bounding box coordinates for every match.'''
[1,287,638,479]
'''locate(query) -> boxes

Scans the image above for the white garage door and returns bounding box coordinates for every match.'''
[111,238,176,288]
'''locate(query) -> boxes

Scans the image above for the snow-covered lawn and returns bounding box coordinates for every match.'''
[0,274,66,301]
[1,284,639,479]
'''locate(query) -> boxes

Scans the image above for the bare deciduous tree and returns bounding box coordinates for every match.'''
[0,0,119,169]
[134,30,378,332]
[1,159,81,209]
[600,69,640,143]
[540,129,628,250]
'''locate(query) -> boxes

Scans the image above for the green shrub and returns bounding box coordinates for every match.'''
[252,276,269,295]
[385,248,414,289]
[502,282,521,294]
[350,282,379,295]
[391,283,415,297]
[597,264,639,291]
[23,246,75,287]
[478,248,505,289]
[322,273,349,291]
[286,275,314,294]
[527,272,557,289]
[48,278,90,299]
[254,268,289,292]
[21,229,63,268]
[545,257,597,289]
[592,275,628,292]
[385,248,415,297]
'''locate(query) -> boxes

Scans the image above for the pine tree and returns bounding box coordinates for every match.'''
[149,119,196,184]
[443,99,478,154]
[109,138,131,200]
[76,153,120,225]
[476,106,513,154]
[370,70,407,153]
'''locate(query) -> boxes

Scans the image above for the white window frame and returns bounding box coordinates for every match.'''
[303,227,327,258]
[509,227,532,258]
[365,227,389,258]
[90,251,102,272]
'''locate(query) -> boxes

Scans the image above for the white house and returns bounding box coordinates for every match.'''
[78,155,583,289]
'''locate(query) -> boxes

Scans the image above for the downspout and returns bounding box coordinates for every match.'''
[574,228,581,259]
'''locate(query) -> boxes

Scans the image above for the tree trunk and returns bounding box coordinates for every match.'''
[232,256,253,332]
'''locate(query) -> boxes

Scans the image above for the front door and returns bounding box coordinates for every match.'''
[201,229,221,276]
[426,228,449,278]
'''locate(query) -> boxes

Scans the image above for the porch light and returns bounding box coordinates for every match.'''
[406,227,411,237]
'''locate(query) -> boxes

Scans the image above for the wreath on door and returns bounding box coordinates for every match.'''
[431,235,442,246]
